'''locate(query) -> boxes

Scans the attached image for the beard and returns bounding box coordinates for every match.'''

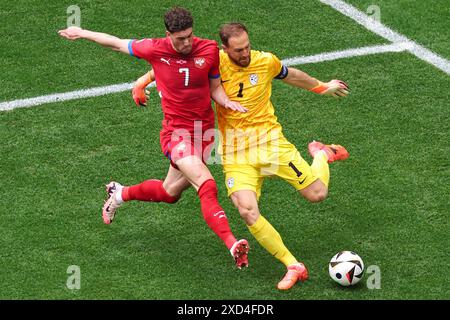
[230,55,251,67]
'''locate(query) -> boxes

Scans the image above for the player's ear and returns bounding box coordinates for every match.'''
[165,30,171,38]
[221,44,228,52]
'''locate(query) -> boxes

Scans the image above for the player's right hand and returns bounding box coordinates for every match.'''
[132,87,150,107]
[58,26,83,40]
[224,100,248,113]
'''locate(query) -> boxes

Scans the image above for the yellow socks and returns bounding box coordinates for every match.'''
[311,150,330,187]
[247,215,297,267]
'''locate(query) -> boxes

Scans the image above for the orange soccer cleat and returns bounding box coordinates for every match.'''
[308,141,349,163]
[277,262,309,290]
[230,239,250,269]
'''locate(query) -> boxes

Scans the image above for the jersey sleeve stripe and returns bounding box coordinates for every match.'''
[128,40,135,57]
[208,73,220,79]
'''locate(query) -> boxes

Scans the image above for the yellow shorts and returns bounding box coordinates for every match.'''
[222,137,317,199]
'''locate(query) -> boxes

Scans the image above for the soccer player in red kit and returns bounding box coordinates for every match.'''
[58,7,250,268]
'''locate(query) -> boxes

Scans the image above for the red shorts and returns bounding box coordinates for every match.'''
[160,127,215,168]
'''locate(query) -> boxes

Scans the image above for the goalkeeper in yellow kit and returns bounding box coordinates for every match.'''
[133,22,350,290]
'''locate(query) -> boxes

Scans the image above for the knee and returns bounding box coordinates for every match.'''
[237,202,259,225]
[302,187,328,203]
[308,189,328,203]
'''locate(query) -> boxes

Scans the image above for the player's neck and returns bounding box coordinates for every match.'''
[167,36,196,56]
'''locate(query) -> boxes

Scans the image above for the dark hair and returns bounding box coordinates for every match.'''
[164,7,193,33]
[219,22,248,46]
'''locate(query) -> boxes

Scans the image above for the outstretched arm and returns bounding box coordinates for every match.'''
[282,67,349,98]
[58,26,130,54]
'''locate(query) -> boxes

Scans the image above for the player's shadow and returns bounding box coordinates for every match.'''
[328,280,367,292]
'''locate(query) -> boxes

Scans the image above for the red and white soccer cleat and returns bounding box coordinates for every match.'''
[230,239,250,269]
[102,181,123,224]
[308,141,349,163]
[105,181,122,198]
[277,262,309,290]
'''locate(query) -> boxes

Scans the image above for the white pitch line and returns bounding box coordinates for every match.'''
[320,0,450,75]
[282,42,405,66]
[0,82,156,112]
[0,83,132,112]
[0,43,405,112]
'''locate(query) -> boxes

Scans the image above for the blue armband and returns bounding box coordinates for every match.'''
[274,65,288,79]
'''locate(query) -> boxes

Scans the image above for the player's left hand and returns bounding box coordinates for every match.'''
[311,80,349,98]
[132,87,150,107]
[224,100,248,113]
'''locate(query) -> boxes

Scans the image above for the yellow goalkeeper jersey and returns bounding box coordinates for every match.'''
[216,49,286,151]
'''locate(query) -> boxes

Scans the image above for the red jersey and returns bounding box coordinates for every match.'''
[129,37,220,132]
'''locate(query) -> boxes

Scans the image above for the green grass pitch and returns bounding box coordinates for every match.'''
[0,0,448,300]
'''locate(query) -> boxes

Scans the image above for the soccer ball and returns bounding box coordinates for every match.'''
[329,251,364,286]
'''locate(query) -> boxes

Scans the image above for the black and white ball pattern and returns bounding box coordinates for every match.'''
[329,251,364,286]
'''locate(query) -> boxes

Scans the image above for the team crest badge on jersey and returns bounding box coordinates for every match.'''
[227,177,235,188]
[194,57,206,69]
[249,74,259,86]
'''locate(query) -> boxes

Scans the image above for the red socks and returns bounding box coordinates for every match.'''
[122,178,236,250]
[122,180,179,203]
[197,179,236,249]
